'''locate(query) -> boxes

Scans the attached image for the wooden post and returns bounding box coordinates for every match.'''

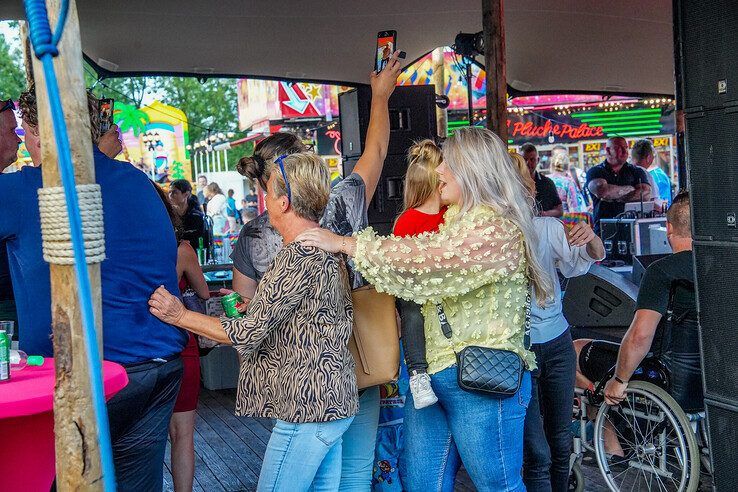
[482,0,507,141]
[431,47,448,138]
[28,0,105,489]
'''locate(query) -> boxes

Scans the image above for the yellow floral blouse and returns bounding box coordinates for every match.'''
[353,204,535,375]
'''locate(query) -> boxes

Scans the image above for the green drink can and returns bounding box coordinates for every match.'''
[221,292,244,318]
[0,330,9,382]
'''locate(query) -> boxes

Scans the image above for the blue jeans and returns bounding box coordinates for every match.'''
[340,385,381,491]
[107,357,184,492]
[258,416,355,491]
[401,366,532,492]
[523,329,576,492]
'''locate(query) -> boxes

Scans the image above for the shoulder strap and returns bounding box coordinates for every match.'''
[437,284,533,350]
[524,286,532,350]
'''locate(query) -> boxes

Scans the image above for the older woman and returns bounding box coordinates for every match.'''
[149,153,357,491]
[299,127,553,492]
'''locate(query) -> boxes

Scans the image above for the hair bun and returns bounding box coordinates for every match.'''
[237,156,260,180]
[408,139,440,164]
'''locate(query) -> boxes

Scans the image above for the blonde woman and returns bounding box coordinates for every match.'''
[393,140,445,409]
[150,153,358,490]
[549,153,582,213]
[298,127,552,492]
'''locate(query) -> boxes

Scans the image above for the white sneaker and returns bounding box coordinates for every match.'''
[409,372,438,409]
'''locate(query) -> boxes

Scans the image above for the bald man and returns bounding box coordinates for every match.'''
[586,137,651,234]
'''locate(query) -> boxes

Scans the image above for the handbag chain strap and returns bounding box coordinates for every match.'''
[437,283,533,349]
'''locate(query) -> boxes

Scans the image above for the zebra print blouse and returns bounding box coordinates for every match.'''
[221,242,358,423]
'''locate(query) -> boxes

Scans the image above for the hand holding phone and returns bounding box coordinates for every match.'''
[98,98,114,134]
[375,31,397,73]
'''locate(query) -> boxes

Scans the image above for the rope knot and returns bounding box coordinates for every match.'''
[38,184,106,265]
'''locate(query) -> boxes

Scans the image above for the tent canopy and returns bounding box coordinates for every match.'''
[0,0,674,95]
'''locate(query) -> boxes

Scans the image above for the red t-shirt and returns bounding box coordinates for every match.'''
[393,207,447,237]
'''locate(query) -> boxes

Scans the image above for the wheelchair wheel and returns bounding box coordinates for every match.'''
[593,381,700,492]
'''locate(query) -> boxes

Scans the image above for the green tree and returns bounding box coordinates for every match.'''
[0,22,25,100]
[153,77,239,150]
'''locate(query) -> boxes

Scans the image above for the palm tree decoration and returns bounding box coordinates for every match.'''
[113,102,150,136]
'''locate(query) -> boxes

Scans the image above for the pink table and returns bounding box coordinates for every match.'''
[0,359,128,492]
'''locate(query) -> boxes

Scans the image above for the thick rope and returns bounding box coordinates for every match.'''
[38,184,106,264]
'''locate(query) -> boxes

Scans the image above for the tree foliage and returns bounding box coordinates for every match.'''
[0,22,26,100]
[152,77,240,147]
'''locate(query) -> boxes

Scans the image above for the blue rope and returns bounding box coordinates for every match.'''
[24,1,116,490]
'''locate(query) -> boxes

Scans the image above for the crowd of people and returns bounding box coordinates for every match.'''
[0,47,701,492]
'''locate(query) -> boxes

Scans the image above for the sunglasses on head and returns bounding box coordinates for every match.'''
[274,154,292,206]
[0,100,15,113]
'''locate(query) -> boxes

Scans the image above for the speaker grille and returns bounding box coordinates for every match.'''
[705,401,738,490]
[694,243,738,402]
[681,0,738,110]
[686,109,738,241]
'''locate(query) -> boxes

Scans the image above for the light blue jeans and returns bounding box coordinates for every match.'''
[401,366,532,492]
[340,385,381,491]
[257,416,355,492]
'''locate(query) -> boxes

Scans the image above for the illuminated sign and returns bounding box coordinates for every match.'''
[507,119,604,139]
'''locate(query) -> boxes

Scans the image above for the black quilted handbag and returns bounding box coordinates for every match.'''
[438,288,532,397]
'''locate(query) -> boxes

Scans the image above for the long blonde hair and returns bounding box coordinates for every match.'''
[442,127,552,302]
[401,139,443,212]
[509,152,536,198]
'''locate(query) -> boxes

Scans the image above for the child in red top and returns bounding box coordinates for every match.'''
[393,139,446,409]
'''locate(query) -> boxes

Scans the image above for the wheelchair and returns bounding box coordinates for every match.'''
[569,357,710,492]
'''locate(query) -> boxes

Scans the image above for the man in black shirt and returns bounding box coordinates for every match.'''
[575,192,702,414]
[521,143,563,217]
[585,137,651,234]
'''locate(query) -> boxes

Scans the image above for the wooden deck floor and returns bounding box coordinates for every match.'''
[166,388,707,491]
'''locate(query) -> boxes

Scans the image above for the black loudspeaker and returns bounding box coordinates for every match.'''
[704,400,738,490]
[685,109,738,241]
[632,253,669,286]
[338,85,438,158]
[679,0,738,111]
[339,84,438,231]
[680,1,738,487]
[563,264,638,342]
[343,154,406,236]
[693,242,738,405]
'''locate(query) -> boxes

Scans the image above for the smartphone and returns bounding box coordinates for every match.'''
[99,98,114,134]
[375,30,397,73]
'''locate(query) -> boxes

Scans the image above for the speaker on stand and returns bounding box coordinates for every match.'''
[338,85,438,233]
[679,0,738,488]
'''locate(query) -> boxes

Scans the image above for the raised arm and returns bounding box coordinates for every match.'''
[351,51,403,204]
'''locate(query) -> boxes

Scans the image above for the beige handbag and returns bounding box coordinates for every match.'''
[348,285,400,389]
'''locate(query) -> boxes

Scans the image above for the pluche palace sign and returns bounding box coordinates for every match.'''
[506,112,603,144]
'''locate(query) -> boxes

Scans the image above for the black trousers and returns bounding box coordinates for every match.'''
[523,329,577,492]
[107,356,183,492]
[397,298,428,374]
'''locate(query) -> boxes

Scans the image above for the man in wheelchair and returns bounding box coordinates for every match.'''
[574,190,703,427]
